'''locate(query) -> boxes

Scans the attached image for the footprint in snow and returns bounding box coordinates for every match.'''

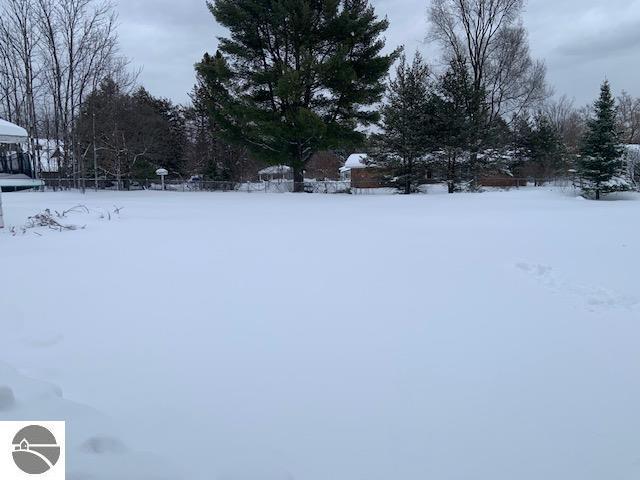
[81,436,128,455]
[515,262,638,312]
[21,333,64,348]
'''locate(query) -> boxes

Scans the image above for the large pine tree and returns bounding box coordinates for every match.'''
[197,0,397,191]
[578,81,629,200]
[372,52,432,194]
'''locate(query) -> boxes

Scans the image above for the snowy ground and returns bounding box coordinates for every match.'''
[1,187,639,480]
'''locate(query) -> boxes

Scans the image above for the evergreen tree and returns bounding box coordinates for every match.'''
[183,85,220,179]
[197,0,397,192]
[516,112,565,185]
[430,59,475,193]
[372,52,432,194]
[530,113,565,184]
[512,115,533,153]
[186,65,262,183]
[133,88,188,177]
[578,81,629,200]
[76,79,169,188]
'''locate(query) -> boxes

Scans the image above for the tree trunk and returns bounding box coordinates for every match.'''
[293,166,304,192]
[595,189,600,201]
[447,155,456,193]
[403,158,413,194]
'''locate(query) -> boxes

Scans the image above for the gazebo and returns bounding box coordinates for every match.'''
[258,165,293,182]
[0,118,43,228]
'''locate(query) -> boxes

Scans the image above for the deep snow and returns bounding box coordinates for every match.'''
[1,187,639,480]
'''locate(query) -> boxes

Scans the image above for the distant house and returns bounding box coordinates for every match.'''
[474,149,528,187]
[35,139,63,177]
[258,165,293,181]
[306,151,344,180]
[340,153,390,189]
[339,153,368,181]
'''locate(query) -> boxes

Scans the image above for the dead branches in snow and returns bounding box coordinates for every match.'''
[54,205,90,218]
[27,204,92,231]
[26,209,86,232]
[4,204,125,236]
[99,205,125,221]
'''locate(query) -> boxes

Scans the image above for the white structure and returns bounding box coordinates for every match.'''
[258,165,292,181]
[339,153,368,181]
[0,118,28,143]
[0,118,43,228]
[35,138,63,174]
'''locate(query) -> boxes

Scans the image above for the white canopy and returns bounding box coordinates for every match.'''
[259,165,292,175]
[0,118,28,144]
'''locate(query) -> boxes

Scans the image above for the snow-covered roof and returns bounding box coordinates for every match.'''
[0,118,28,144]
[340,153,368,172]
[36,138,64,153]
[259,165,292,175]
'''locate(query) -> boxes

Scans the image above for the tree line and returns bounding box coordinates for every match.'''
[195,0,638,198]
[0,0,261,186]
[2,0,639,198]
[0,0,126,181]
[372,54,632,198]
[71,78,261,187]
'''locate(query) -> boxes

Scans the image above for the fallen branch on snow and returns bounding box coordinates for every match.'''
[6,204,125,235]
[26,209,86,231]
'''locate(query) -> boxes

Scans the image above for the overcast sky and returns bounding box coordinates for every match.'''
[116,0,640,107]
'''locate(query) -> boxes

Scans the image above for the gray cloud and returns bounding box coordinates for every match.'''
[116,0,219,103]
[116,0,640,106]
[556,19,640,59]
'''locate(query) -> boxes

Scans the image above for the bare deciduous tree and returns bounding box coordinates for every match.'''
[0,0,41,163]
[544,95,587,153]
[428,0,548,123]
[0,0,131,188]
[617,91,640,144]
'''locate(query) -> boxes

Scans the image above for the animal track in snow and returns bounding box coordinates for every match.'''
[21,333,64,348]
[515,262,638,312]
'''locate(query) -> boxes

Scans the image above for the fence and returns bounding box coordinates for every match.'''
[41,178,355,194]
[39,177,575,194]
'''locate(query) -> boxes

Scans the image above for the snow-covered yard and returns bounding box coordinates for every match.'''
[1,187,639,480]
